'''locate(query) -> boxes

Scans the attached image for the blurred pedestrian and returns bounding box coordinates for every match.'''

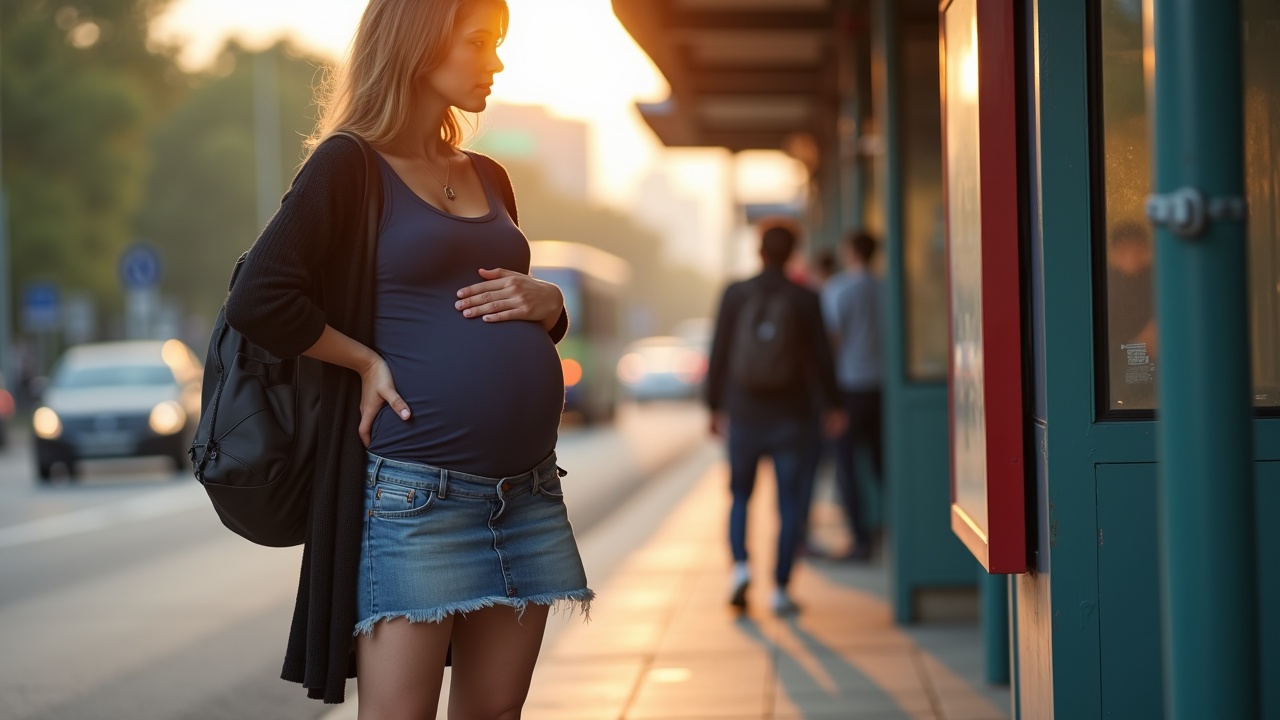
[705,222,845,615]
[223,0,592,713]
[798,246,839,557]
[821,230,885,560]
[810,247,838,290]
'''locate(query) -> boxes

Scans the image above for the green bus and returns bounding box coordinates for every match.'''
[530,241,630,426]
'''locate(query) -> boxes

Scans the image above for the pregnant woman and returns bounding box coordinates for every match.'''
[224,0,592,716]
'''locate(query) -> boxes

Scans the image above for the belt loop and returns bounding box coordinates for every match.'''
[438,468,449,500]
[531,467,543,495]
[371,455,384,482]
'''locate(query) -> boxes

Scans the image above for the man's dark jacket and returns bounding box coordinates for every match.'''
[705,266,840,421]
[223,134,566,703]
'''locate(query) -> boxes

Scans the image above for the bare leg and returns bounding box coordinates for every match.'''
[356,616,454,720]
[447,604,550,719]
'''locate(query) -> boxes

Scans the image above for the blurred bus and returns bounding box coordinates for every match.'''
[530,241,630,425]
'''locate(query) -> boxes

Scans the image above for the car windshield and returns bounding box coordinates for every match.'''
[53,364,175,389]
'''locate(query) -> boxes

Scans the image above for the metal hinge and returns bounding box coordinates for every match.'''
[1146,187,1247,239]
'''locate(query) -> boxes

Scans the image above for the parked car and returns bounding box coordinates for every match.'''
[32,340,203,481]
[615,335,708,402]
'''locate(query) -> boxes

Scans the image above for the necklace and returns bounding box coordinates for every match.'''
[422,154,456,201]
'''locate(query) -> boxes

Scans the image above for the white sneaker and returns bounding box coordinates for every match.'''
[771,588,800,616]
[729,562,750,608]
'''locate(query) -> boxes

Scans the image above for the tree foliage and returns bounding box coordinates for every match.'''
[136,40,324,319]
[2,0,715,345]
[2,0,181,305]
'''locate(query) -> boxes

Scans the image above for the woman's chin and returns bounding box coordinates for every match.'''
[454,99,488,114]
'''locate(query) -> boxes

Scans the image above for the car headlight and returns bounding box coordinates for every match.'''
[33,407,62,439]
[149,401,187,435]
[617,353,646,385]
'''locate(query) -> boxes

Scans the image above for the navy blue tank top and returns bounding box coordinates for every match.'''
[366,151,564,477]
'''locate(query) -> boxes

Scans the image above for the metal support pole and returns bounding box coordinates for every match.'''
[0,12,13,397]
[981,570,1010,685]
[0,188,12,397]
[1148,0,1258,717]
[253,49,282,230]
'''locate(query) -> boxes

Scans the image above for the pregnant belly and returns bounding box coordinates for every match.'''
[369,321,565,477]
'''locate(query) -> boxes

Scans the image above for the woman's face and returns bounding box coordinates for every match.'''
[423,2,505,114]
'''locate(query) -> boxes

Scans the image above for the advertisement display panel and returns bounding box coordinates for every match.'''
[940,0,1027,573]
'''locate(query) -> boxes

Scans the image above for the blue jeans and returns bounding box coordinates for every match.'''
[835,389,884,546]
[727,415,820,588]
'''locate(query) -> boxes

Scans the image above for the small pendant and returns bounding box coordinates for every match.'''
[444,185,456,201]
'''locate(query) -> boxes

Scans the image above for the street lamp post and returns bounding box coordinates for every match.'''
[0,20,14,399]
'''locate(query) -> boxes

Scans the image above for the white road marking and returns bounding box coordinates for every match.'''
[0,484,209,549]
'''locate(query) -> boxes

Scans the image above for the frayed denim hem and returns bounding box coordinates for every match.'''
[353,588,595,638]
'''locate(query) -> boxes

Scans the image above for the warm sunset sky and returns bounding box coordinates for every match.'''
[151,0,806,275]
[152,0,676,203]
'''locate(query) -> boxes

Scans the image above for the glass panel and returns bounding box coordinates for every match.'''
[903,24,949,381]
[1099,0,1156,410]
[1244,0,1280,405]
[1099,0,1280,410]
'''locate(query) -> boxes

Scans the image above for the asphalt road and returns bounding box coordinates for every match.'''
[0,400,710,720]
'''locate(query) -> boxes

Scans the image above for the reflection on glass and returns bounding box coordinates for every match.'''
[903,27,949,381]
[1243,0,1280,405]
[1100,0,1280,410]
[945,0,987,531]
[1107,221,1157,407]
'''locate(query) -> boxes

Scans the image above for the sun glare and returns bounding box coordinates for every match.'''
[151,0,670,204]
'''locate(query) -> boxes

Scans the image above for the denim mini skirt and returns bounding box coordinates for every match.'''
[355,451,593,636]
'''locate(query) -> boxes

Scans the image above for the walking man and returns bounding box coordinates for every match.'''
[821,230,885,560]
[706,223,844,615]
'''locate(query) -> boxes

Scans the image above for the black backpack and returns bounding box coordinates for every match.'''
[729,282,802,392]
[188,131,380,547]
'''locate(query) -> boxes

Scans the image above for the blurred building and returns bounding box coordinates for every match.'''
[632,170,709,274]
[470,102,590,201]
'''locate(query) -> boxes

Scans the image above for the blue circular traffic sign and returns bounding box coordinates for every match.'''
[22,282,60,332]
[119,243,162,290]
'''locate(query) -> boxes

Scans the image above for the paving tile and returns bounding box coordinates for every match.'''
[653,607,782,655]
[551,619,668,659]
[933,691,1008,720]
[772,685,935,715]
[523,460,1010,720]
[524,706,625,720]
[774,712,937,720]
[525,657,643,704]
[626,703,767,719]
[624,712,762,717]
[625,656,771,718]
[917,654,987,693]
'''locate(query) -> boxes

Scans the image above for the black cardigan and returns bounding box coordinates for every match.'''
[224,134,566,703]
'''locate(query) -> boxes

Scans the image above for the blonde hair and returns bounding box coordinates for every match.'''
[306,0,508,154]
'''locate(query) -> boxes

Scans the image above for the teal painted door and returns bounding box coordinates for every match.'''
[1096,462,1280,718]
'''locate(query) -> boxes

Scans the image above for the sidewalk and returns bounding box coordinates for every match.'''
[522,447,1012,720]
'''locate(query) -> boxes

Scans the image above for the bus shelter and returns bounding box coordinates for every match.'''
[614,0,1280,716]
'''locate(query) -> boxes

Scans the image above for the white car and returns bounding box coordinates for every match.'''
[32,340,203,481]
[616,335,708,402]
